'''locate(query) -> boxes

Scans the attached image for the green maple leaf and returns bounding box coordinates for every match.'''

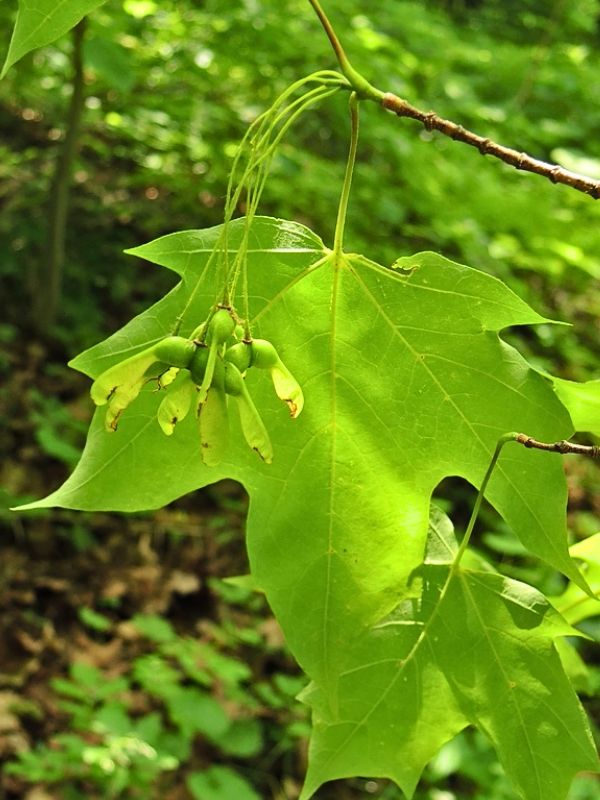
[552,378,600,436]
[20,216,595,796]
[300,508,597,800]
[552,532,600,627]
[1,0,107,79]
[550,533,600,695]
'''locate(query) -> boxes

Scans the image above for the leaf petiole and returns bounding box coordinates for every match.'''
[455,428,600,568]
[333,92,359,257]
[307,0,383,102]
[454,433,518,565]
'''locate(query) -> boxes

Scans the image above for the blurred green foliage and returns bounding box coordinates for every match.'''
[6,579,598,799]
[1,1,599,797]
[6,584,310,799]
[1,0,599,370]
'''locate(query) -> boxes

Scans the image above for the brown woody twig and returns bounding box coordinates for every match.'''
[308,1,600,200]
[514,433,600,458]
[382,92,600,200]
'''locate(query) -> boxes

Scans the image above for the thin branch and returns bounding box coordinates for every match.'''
[308,1,600,198]
[455,429,599,566]
[381,92,600,200]
[513,433,600,458]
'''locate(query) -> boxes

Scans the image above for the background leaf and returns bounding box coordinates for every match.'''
[552,532,600,627]
[1,0,107,78]
[187,765,261,800]
[553,378,600,435]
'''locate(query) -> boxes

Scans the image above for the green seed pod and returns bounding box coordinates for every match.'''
[250,339,279,369]
[223,362,244,397]
[224,342,252,372]
[246,339,303,417]
[157,378,195,436]
[198,386,230,466]
[189,346,209,385]
[208,308,235,345]
[189,320,208,340]
[153,336,196,368]
[196,310,235,404]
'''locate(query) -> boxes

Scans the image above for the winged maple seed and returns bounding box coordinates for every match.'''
[225,338,304,418]
[89,311,303,465]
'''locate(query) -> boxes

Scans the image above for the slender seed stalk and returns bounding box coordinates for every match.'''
[224,73,344,223]
[176,72,342,331]
[333,93,359,257]
[228,85,339,302]
[223,79,340,305]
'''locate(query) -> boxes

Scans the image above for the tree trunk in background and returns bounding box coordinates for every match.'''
[34,18,87,334]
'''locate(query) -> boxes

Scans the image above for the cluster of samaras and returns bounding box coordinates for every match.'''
[90,309,303,465]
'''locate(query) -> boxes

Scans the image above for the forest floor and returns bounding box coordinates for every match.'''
[1,337,599,800]
[0,337,314,800]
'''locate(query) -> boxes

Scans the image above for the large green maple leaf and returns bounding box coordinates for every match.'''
[22,216,596,796]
